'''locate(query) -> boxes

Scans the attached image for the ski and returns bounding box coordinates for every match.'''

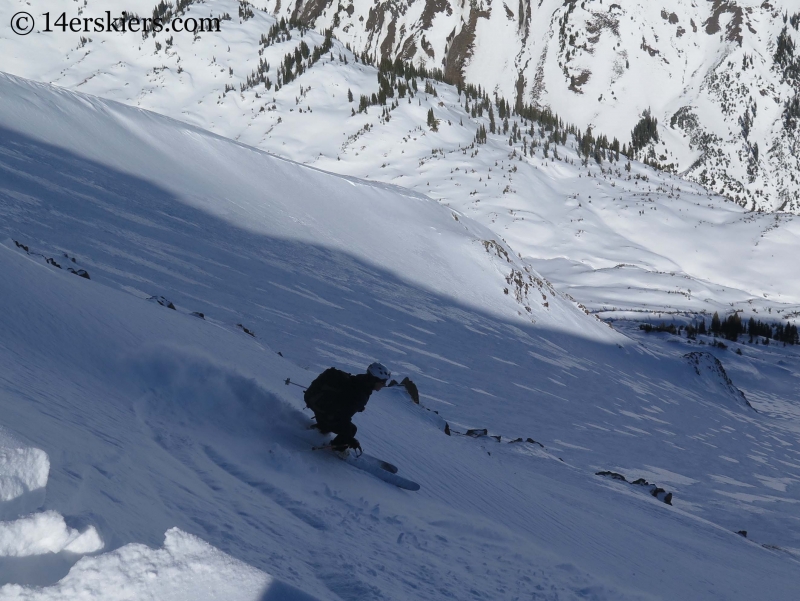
[336,450,420,491]
[354,452,399,474]
[313,446,419,490]
[312,445,398,474]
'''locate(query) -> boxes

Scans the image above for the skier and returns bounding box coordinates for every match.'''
[305,362,391,451]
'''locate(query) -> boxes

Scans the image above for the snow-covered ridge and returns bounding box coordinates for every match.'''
[0,70,601,334]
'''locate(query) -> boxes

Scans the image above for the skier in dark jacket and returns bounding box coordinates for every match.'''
[305,362,391,451]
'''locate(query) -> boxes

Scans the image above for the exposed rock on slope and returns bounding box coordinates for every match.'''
[684,351,754,410]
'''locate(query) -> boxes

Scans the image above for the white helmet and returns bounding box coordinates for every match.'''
[367,362,391,381]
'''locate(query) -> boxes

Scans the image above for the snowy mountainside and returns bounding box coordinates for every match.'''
[2,0,799,321]
[2,72,800,599]
[0,72,590,333]
[266,0,800,213]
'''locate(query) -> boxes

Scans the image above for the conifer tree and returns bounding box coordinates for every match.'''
[427,107,438,131]
[476,124,487,144]
[711,312,721,335]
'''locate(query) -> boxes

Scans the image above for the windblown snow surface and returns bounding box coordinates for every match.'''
[1,72,800,600]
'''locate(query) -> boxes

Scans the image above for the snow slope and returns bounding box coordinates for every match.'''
[2,0,798,320]
[2,72,800,599]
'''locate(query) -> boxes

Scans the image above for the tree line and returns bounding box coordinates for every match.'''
[642,312,799,345]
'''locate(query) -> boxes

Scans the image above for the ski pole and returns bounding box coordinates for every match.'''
[285,378,308,391]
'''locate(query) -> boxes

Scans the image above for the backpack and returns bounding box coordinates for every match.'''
[304,367,352,414]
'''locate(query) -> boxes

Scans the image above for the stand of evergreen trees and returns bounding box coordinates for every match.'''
[346,53,625,164]
[273,28,333,90]
[639,312,798,345]
[630,110,659,153]
[639,323,678,335]
[709,311,799,344]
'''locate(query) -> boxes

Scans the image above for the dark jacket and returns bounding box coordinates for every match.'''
[305,369,377,423]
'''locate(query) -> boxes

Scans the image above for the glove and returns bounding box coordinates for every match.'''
[348,438,362,451]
